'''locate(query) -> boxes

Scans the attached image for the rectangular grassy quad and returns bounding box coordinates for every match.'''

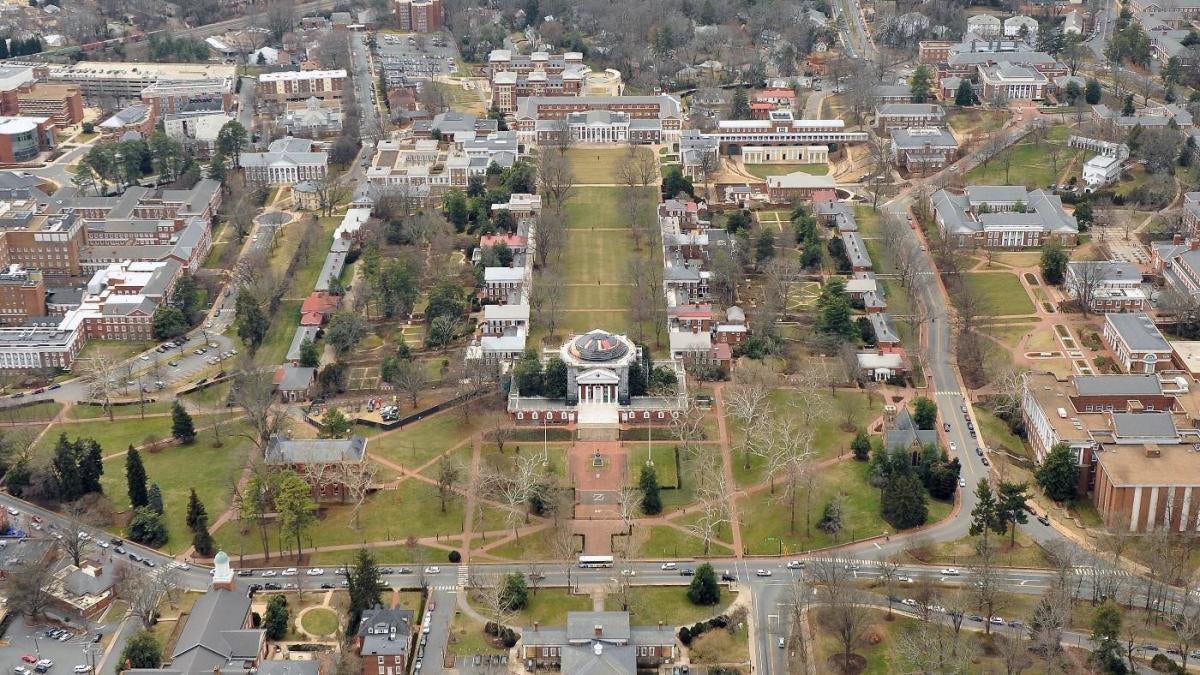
[561,228,635,283]
[563,186,657,229]
[963,271,1036,316]
[562,283,631,310]
[564,147,655,184]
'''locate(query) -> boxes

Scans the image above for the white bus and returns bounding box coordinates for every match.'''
[578,555,614,568]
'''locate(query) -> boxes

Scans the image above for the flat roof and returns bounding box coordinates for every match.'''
[1106,313,1170,352]
[259,69,347,82]
[1095,443,1200,487]
[53,62,237,79]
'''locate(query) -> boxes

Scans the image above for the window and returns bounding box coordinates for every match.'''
[377,657,384,665]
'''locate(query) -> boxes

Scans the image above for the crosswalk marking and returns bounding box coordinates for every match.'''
[456,565,470,586]
[433,584,457,591]
[934,391,963,396]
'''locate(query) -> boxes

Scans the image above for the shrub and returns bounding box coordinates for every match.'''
[678,627,692,645]
[448,550,461,563]
[484,621,498,636]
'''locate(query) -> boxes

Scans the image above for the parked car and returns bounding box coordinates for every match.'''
[941,568,960,576]
[786,560,804,569]
[755,569,772,577]
[679,568,695,576]
[281,568,298,576]
[660,562,677,570]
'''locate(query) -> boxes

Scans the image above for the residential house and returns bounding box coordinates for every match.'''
[520,611,677,673]
[885,407,938,450]
[275,364,316,402]
[355,606,415,675]
[890,127,959,171]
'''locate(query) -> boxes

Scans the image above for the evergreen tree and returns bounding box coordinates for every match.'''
[185,488,207,532]
[263,595,290,640]
[148,483,165,515]
[755,229,776,263]
[997,481,1031,546]
[881,472,928,529]
[1090,601,1127,674]
[207,151,227,182]
[730,86,751,120]
[851,431,871,461]
[1040,241,1068,284]
[235,294,269,350]
[910,65,934,103]
[639,464,663,515]
[299,339,320,368]
[319,408,352,438]
[498,572,529,611]
[687,563,721,605]
[912,397,938,430]
[52,434,82,502]
[171,402,195,444]
[1036,441,1080,502]
[969,479,1006,548]
[443,190,469,230]
[815,279,855,338]
[955,78,976,106]
[117,631,161,670]
[1085,78,1103,104]
[128,507,168,547]
[126,446,149,509]
[345,547,387,634]
[192,514,215,557]
[78,439,104,495]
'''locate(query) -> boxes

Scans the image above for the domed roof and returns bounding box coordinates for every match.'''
[214,550,229,565]
[571,330,630,362]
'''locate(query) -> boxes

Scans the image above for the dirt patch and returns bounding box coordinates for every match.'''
[826,653,868,675]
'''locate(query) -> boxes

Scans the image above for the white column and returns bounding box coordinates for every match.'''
[1130,486,1143,533]
[1147,487,1160,531]
[1186,488,1195,533]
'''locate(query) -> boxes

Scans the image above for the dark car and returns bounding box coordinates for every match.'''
[968,615,984,622]
[680,568,695,576]
[720,572,736,582]
[320,583,334,589]
[110,538,124,546]
[237,570,253,577]
[92,634,102,643]
[47,384,61,390]
[114,546,126,554]
[264,582,282,590]
[943,423,950,432]
[1037,515,1050,526]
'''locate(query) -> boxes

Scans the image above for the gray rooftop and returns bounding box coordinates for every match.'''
[1106,313,1169,352]
[1111,411,1179,441]
[1074,374,1163,397]
[264,435,367,465]
[891,127,957,148]
[168,588,262,673]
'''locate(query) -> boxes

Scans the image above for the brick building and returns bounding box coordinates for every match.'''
[264,435,370,501]
[0,265,46,325]
[256,70,347,103]
[1,83,84,128]
[394,0,442,32]
[0,116,55,163]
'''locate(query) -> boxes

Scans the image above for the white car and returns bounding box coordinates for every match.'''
[755,569,772,577]
[424,566,440,574]
[139,355,150,361]
[898,575,914,583]
[6,507,17,516]
[660,562,677,570]
[261,570,278,577]
[941,568,961,576]
[786,560,804,570]
[281,568,298,576]
[901,598,918,607]
[73,666,91,674]
[97,541,109,549]
[307,568,325,576]
[949,442,957,452]
[959,478,966,488]
[620,569,636,576]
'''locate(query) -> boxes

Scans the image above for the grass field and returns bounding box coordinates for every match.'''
[632,525,731,558]
[628,586,736,627]
[77,339,157,364]
[945,108,1009,137]
[738,460,952,555]
[564,147,655,184]
[744,163,828,178]
[562,186,657,230]
[299,607,339,636]
[99,421,252,551]
[963,125,1080,189]
[469,587,592,627]
[370,410,477,469]
[963,272,1036,316]
[36,413,220,456]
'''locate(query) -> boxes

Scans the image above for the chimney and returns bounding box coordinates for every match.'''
[533,621,539,632]
[594,624,603,637]
[1190,238,1199,251]
[1175,233,1185,246]
[658,621,664,631]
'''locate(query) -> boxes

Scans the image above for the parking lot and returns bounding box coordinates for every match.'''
[376,33,459,80]
[0,617,111,675]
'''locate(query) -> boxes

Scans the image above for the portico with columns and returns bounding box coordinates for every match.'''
[561,329,636,407]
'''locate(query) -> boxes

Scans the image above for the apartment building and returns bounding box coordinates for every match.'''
[0,83,84,128]
[0,265,46,325]
[256,69,347,103]
[488,50,589,113]
[140,79,236,117]
[394,0,442,32]
[932,185,1079,248]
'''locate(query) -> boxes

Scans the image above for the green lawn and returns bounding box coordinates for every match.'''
[305,543,451,566]
[945,108,1009,136]
[963,272,1036,316]
[0,401,62,424]
[255,299,302,366]
[963,125,1080,189]
[738,460,952,555]
[470,587,592,627]
[299,607,339,636]
[632,525,731,558]
[564,147,655,184]
[975,408,1030,459]
[628,586,737,627]
[562,186,657,230]
[744,163,828,178]
[214,478,467,557]
[482,529,559,561]
[625,445,679,488]
[370,410,476,470]
[76,339,157,364]
[36,414,222,456]
[99,421,252,552]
